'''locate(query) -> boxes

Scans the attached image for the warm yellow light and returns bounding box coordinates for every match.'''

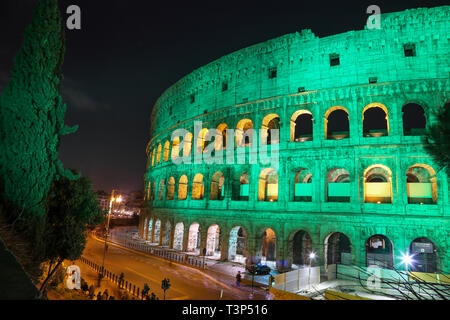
[116,196,122,203]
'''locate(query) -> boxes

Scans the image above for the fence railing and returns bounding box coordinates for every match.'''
[79,255,149,300]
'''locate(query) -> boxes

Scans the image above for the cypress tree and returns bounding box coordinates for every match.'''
[0,1,77,229]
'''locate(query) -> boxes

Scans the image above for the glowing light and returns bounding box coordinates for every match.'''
[400,253,415,267]
[309,252,316,260]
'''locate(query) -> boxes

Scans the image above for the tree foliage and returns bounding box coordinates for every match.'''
[423,103,450,176]
[0,0,77,221]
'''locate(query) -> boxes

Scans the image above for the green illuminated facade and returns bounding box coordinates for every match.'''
[140,6,450,273]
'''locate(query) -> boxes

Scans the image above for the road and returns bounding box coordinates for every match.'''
[80,234,267,300]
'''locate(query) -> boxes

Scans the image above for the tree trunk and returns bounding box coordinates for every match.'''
[39,258,63,299]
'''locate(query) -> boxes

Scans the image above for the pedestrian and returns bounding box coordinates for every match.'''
[236,271,242,287]
[265,288,275,300]
[96,291,102,300]
[102,289,109,300]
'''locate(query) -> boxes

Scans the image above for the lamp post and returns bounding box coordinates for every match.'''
[308,252,316,291]
[99,190,122,286]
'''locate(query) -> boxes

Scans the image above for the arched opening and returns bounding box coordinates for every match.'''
[402,103,426,136]
[206,224,221,258]
[192,174,204,200]
[258,168,278,202]
[291,110,313,142]
[236,119,254,147]
[261,228,276,269]
[294,168,312,202]
[325,107,349,140]
[151,148,156,167]
[151,181,156,200]
[158,179,165,200]
[410,237,437,273]
[171,137,180,161]
[228,226,247,264]
[363,104,389,137]
[407,164,437,204]
[325,232,352,266]
[366,234,394,269]
[178,175,188,200]
[197,128,210,154]
[292,230,312,268]
[143,217,148,239]
[187,223,200,254]
[146,219,153,241]
[163,141,170,162]
[364,165,392,204]
[173,222,184,251]
[327,168,350,202]
[183,132,193,157]
[166,177,175,200]
[162,221,171,247]
[210,171,225,200]
[216,123,228,150]
[262,114,280,145]
[156,144,162,164]
[238,172,249,201]
[154,219,161,245]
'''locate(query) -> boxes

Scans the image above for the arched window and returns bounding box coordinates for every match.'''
[158,179,165,200]
[258,168,278,202]
[410,237,437,273]
[183,132,193,157]
[156,144,162,164]
[197,128,210,154]
[292,230,312,267]
[327,168,350,202]
[167,177,175,200]
[163,141,170,162]
[262,114,280,145]
[363,103,389,137]
[228,226,247,263]
[366,234,393,269]
[406,164,437,204]
[163,221,171,246]
[325,107,349,140]
[171,137,180,161]
[206,224,221,257]
[151,181,156,200]
[294,168,312,202]
[364,164,392,204]
[325,232,352,266]
[192,174,204,200]
[236,119,254,147]
[261,228,276,267]
[216,123,228,150]
[178,175,188,200]
[151,148,156,167]
[187,223,200,253]
[239,172,249,201]
[402,103,426,136]
[290,110,313,142]
[210,171,225,200]
[173,222,184,251]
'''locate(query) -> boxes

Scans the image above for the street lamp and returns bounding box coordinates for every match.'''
[99,190,122,285]
[400,253,415,271]
[308,252,316,291]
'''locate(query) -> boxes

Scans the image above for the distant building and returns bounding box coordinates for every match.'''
[95,190,109,212]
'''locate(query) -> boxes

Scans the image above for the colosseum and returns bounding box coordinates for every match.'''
[139,6,450,275]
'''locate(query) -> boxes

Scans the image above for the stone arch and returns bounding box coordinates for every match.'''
[158,179,165,200]
[163,141,170,162]
[178,175,188,200]
[409,237,438,273]
[236,119,254,147]
[206,224,221,258]
[262,113,280,145]
[363,164,393,203]
[362,102,389,137]
[216,123,228,150]
[183,132,193,157]
[327,168,350,202]
[228,226,247,264]
[192,173,204,200]
[235,171,250,201]
[156,143,162,164]
[197,128,210,154]
[154,219,162,245]
[324,232,352,266]
[173,222,184,251]
[260,228,277,269]
[162,220,172,247]
[294,168,313,202]
[292,230,313,268]
[171,137,180,161]
[210,171,225,200]
[166,177,175,200]
[365,234,394,269]
[406,164,437,204]
[290,109,313,142]
[258,168,278,202]
[151,148,156,167]
[324,106,350,140]
[187,222,201,253]
[146,219,153,241]
[402,103,426,136]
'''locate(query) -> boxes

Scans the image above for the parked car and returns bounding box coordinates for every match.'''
[246,264,271,275]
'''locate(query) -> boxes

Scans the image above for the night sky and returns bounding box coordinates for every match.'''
[0,0,446,193]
